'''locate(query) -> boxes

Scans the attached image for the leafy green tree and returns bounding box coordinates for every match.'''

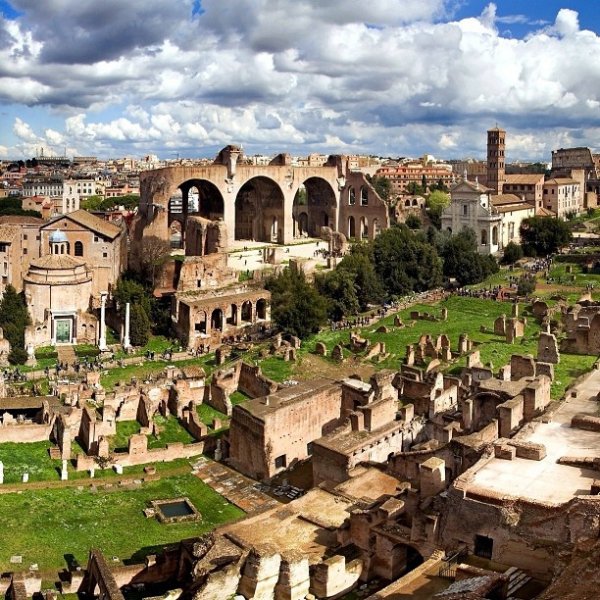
[405,214,421,229]
[266,267,327,338]
[316,269,360,321]
[100,194,140,211]
[426,189,450,229]
[113,278,153,316]
[407,181,425,195]
[501,241,524,265]
[373,225,443,297]
[367,176,391,202]
[520,217,572,256]
[129,304,151,346]
[517,274,536,296]
[440,228,499,286]
[0,285,31,364]
[338,243,385,309]
[81,195,104,211]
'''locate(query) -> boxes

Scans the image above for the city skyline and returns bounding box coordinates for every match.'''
[1,0,600,160]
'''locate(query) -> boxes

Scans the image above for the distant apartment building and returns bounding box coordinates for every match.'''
[542,178,582,218]
[375,161,453,196]
[23,178,63,198]
[502,174,545,210]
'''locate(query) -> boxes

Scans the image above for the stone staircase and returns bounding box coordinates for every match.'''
[56,345,77,366]
[505,566,531,599]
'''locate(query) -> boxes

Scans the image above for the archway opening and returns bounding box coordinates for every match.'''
[348,216,356,239]
[235,177,284,243]
[211,308,223,332]
[227,303,238,326]
[241,301,252,323]
[293,177,337,238]
[256,299,268,320]
[179,179,225,221]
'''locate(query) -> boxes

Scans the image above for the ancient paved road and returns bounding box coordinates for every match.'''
[192,457,280,514]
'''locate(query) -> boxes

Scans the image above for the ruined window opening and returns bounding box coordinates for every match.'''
[474,534,493,559]
[275,455,287,469]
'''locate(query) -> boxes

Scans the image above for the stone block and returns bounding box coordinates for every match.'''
[494,444,516,460]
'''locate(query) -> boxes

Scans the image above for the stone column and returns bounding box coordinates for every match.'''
[123,302,131,350]
[0,460,4,484]
[98,292,108,351]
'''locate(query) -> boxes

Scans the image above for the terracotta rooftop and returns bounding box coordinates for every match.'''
[504,174,545,184]
[545,178,578,185]
[0,215,44,225]
[45,209,122,240]
[29,253,86,270]
[0,224,19,243]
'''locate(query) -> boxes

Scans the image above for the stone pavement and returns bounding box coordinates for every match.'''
[192,457,280,514]
[56,345,77,365]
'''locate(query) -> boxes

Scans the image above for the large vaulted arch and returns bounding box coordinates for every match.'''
[292,177,337,238]
[235,177,284,243]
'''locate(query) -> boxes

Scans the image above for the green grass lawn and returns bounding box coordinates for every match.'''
[0,441,61,484]
[148,415,194,449]
[100,355,215,391]
[196,404,228,427]
[230,390,251,405]
[111,420,142,451]
[0,474,244,572]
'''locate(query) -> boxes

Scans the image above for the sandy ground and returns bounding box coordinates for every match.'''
[292,353,377,382]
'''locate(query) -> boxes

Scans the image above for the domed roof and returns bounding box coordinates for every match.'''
[49,228,68,243]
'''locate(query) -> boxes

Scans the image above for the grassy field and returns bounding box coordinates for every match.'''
[0,474,244,572]
[148,415,194,449]
[236,295,598,402]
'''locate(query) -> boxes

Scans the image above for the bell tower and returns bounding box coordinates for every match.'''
[487,127,506,194]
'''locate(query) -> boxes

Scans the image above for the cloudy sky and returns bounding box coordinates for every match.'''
[0,0,599,161]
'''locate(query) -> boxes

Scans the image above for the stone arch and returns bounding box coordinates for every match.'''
[196,310,207,334]
[481,229,488,245]
[405,199,411,207]
[360,216,369,239]
[74,241,84,257]
[241,301,253,323]
[372,218,380,238]
[179,179,225,221]
[360,186,368,206]
[293,177,337,238]
[227,303,238,326]
[349,187,356,206]
[412,198,418,206]
[235,176,284,243]
[472,391,504,430]
[492,226,498,245]
[256,298,268,320]
[211,308,223,332]
[348,215,356,238]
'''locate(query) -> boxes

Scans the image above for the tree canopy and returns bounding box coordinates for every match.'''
[0,285,31,364]
[367,175,391,202]
[520,217,572,256]
[266,267,328,338]
[373,225,443,297]
[439,228,499,286]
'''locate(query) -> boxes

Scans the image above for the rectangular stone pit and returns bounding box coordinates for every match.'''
[150,497,201,524]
